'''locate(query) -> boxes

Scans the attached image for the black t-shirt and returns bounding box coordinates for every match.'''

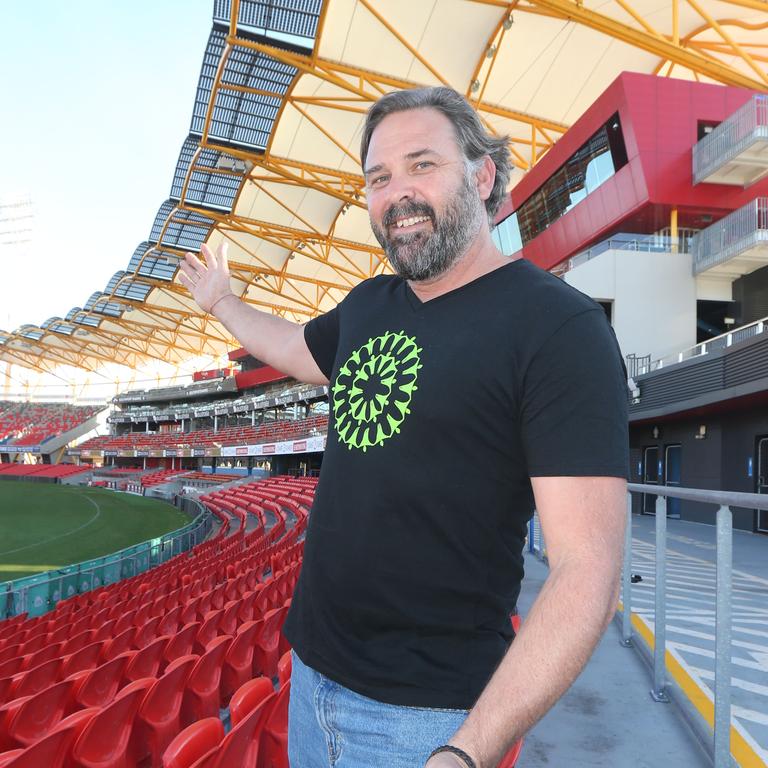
[283,258,628,709]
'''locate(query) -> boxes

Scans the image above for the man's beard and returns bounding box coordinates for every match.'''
[370,169,484,282]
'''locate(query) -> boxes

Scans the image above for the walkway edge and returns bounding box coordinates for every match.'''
[616,602,767,768]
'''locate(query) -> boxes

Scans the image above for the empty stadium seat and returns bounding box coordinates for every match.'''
[161,717,224,768]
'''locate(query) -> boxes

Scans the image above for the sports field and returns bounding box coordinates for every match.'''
[0,482,191,584]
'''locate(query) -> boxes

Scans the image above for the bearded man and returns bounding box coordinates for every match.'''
[179,87,628,768]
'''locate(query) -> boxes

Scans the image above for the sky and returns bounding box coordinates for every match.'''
[0,0,213,334]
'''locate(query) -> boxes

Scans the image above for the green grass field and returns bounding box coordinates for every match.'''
[0,482,191,584]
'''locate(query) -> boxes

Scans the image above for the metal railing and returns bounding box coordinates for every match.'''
[0,496,213,619]
[621,484,768,768]
[692,197,768,275]
[562,233,693,275]
[693,95,768,184]
[633,313,768,376]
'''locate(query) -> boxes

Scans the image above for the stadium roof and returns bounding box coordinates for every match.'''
[2,0,767,374]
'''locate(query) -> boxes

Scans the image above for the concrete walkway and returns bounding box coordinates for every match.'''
[516,552,709,767]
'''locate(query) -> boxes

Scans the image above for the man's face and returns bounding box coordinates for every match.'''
[364,108,484,282]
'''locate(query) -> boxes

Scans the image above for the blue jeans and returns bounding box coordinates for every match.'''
[288,651,469,767]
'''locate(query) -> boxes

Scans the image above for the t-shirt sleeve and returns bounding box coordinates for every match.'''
[303,305,341,381]
[520,308,629,478]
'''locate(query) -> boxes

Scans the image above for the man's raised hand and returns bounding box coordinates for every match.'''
[178,242,234,314]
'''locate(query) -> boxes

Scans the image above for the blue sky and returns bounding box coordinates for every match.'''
[0,1,212,333]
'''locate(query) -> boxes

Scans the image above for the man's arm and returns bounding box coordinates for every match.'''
[427,475,626,768]
[178,242,328,385]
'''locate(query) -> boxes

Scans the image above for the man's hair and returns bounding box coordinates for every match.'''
[360,87,512,223]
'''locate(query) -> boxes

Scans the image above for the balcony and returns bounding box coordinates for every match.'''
[691,197,768,276]
[627,315,768,421]
[693,95,768,186]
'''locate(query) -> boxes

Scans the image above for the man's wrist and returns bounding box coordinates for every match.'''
[209,292,236,315]
[427,745,478,768]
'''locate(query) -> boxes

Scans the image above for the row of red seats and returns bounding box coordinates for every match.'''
[77,416,328,452]
[0,465,89,478]
[0,402,99,446]
[0,475,314,767]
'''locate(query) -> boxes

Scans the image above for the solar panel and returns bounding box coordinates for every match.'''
[170,136,244,211]
[190,28,295,151]
[213,0,323,49]
[150,200,177,243]
[17,326,44,341]
[41,317,76,335]
[161,208,215,252]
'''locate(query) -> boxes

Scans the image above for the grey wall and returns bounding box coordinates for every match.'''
[630,412,765,532]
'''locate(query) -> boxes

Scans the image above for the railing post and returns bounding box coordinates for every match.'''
[651,494,670,702]
[714,505,733,768]
[621,491,633,647]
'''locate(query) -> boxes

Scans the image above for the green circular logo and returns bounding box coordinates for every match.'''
[332,331,422,452]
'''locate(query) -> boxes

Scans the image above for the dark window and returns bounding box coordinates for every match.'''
[697,121,720,141]
[497,113,629,248]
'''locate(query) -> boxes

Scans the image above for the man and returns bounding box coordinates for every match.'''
[179,87,628,768]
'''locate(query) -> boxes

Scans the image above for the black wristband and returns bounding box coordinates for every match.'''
[428,745,478,768]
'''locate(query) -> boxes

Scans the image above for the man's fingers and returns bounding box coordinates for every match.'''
[184,251,206,274]
[218,241,229,272]
[177,270,193,292]
[201,242,218,270]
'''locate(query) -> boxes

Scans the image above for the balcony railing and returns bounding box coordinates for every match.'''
[555,233,693,276]
[692,94,768,185]
[691,197,768,275]
[633,314,767,375]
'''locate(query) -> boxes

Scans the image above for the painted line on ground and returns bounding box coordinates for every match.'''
[0,493,102,557]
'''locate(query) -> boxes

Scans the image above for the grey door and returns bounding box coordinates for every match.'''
[665,445,682,519]
[643,446,660,515]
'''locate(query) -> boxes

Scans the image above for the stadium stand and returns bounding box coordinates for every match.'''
[0,475,319,767]
[0,403,99,447]
[0,465,89,480]
[77,415,328,452]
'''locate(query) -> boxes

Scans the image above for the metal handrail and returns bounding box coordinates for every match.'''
[621,484,768,768]
[692,197,768,275]
[693,95,768,184]
[636,314,768,376]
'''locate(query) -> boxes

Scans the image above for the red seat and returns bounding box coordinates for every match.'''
[0,659,23,681]
[19,642,61,671]
[100,627,135,662]
[60,630,93,657]
[180,635,232,727]
[5,679,72,748]
[132,656,198,767]
[70,678,153,768]
[0,707,97,768]
[124,635,169,683]
[161,717,224,768]
[61,641,103,678]
[164,623,200,668]
[134,616,162,649]
[158,606,182,637]
[252,607,286,679]
[277,651,291,688]
[221,621,263,702]
[10,658,60,699]
[194,610,224,655]
[257,682,289,768]
[207,688,277,768]
[229,677,274,728]
[68,656,128,712]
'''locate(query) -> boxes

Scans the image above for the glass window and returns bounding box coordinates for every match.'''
[499,113,628,248]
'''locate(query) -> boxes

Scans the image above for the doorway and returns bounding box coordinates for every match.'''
[642,446,660,514]
[665,445,682,519]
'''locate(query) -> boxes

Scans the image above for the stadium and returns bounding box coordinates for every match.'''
[1,0,768,766]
